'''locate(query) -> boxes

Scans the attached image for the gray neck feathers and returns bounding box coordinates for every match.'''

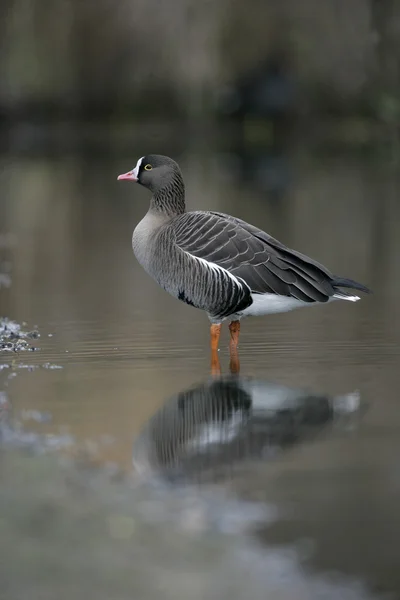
[150,171,186,217]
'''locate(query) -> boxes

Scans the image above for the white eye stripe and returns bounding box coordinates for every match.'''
[132,156,144,178]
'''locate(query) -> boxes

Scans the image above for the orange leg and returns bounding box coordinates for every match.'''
[229,350,240,375]
[228,320,241,352]
[228,320,241,375]
[210,323,222,376]
[211,351,221,376]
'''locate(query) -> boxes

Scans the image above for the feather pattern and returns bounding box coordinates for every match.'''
[128,154,370,323]
[173,210,342,305]
[133,215,252,321]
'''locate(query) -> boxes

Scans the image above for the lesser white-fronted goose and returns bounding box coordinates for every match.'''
[118,155,370,359]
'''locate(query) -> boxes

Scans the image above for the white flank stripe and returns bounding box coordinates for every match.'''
[182,251,246,290]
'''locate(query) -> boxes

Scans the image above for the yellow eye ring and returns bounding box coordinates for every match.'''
[144,164,152,171]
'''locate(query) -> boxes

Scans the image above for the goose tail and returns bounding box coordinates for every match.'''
[332,276,372,301]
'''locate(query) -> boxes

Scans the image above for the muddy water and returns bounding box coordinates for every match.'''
[1,144,400,598]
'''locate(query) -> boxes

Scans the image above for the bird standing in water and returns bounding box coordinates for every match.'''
[118,155,370,372]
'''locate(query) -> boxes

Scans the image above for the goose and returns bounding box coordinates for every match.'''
[118,155,370,355]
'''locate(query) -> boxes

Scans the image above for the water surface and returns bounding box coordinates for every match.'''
[1,143,400,598]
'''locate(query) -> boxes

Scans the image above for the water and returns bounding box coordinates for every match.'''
[1,139,400,598]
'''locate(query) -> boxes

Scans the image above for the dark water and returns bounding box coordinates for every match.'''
[1,139,400,599]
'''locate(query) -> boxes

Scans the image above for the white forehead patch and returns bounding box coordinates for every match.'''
[132,156,144,177]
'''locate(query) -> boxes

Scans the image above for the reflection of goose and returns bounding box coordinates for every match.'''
[133,377,362,484]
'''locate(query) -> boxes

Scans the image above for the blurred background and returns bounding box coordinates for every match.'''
[1,0,400,147]
[1,1,400,599]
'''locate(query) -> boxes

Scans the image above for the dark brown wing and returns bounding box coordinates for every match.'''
[174,211,336,303]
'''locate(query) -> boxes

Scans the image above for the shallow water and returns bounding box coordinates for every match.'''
[1,141,400,598]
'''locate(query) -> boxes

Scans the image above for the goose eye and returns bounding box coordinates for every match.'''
[144,164,152,171]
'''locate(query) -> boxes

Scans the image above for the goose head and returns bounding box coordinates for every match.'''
[117,154,182,194]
